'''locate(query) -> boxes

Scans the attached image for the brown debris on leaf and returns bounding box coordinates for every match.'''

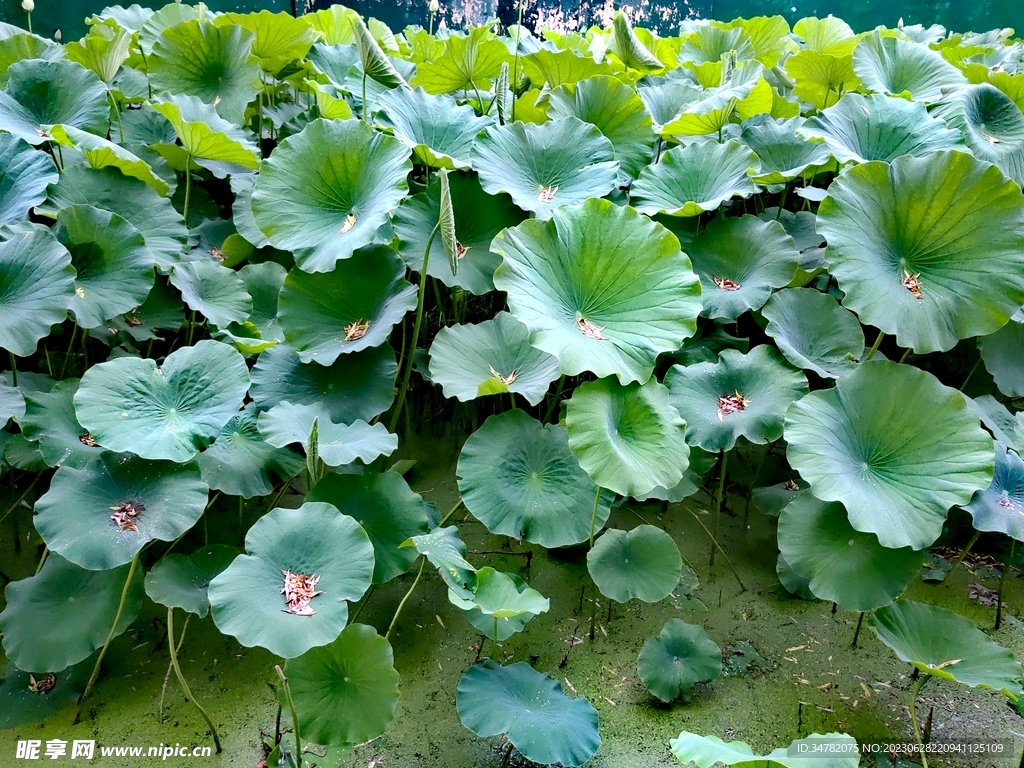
[79,433,98,447]
[713,277,741,291]
[717,391,751,421]
[344,319,370,341]
[783,479,800,492]
[538,185,558,203]
[282,569,321,616]
[456,241,469,259]
[902,269,923,299]
[110,500,145,533]
[488,365,517,386]
[577,317,606,340]
[340,213,357,233]
[124,313,144,327]
[28,673,56,694]
[209,247,224,262]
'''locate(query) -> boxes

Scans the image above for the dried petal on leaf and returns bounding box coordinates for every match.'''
[344,319,370,341]
[577,317,606,340]
[717,391,751,421]
[109,500,145,533]
[713,276,742,291]
[281,569,322,616]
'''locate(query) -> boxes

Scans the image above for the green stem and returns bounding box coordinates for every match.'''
[59,324,78,379]
[437,498,464,528]
[946,530,981,581]
[390,223,439,432]
[25,10,31,33]
[361,70,368,122]
[961,359,980,391]
[709,451,728,567]
[168,608,222,752]
[687,505,746,592]
[909,675,931,768]
[743,442,773,526]
[108,91,124,143]
[8,351,17,388]
[898,348,912,364]
[35,546,48,575]
[275,666,303,768]
[851,611,864,648]
[510,0,525,122]
[0,474,41,526]
[385,557,426,641]
[996,540,1014,630]
[588,483,603,548]
[863,331,884,362]
[182,154,193,225]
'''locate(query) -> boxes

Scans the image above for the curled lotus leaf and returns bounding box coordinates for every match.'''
[963,442,1024,541]
[933,83,1024,187]
[0,133,58,226]
[257,402,398,469]
[144,544,239,618]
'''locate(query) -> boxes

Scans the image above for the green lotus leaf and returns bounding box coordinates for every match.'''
[678,24,756,86]
[392,171,524,295]
[352,14,406,91]
[671,732,859,768]
[303,6,358,45]
[630,140,759,217]
[0,656,91,730]
[196,403,303,499]
[739,116,830,184]
[149,20,260,124]
[449,565,548,622]
[520,49,615,89]
[457,660,600,767]
[56,204,153,329]
[107,276,184,341]
[253,118,411,272]
[980,318,1024,398]
[375,87,490,170]
[0,224,74,356]
[151,94,260,172]
[633,447,718,503]
[0,32,65,88]
[0,133,56,226]
[0,554,143,673]
[785,361,994,550]
[969,395,1021,451]
[457,410,611,548]
[75,340,250,462]
[637,81,703,133]
[428,313,559,406]
[798,93,962,165]
[637,618,722,702]
[65,18,132,83]
[817,150,1024,353]
[610,11,663,73]
[451,569,540,642]
[776,552,815,599]
[257,403,397,469]
[20,379,102,468]
[963,442,1024,541]
[169,258,253,328]
[278,246,416,365]
[144,544,239,618]
[567,377,690,497]
[853,32,966,102]
[251,343,396,425]
[403,525,476,599]
[307,471,429,584]
[868,600,1023,698]
[472,117,617,218]
[4,433,46,471]
[411,25,509,95]
[793,16,858,56]
[493,198,701,385]
[547,75,656,183]
[0,374,23,424]
[724,15,791,68]
[762,288,865,379]
[785,49,859,111]
[667,346,808,453]
[0,59,108,145]
[778,494,924,612]
[282,623,399,746]
[215,10,316,74]
[138,2,199,55]
[933,83,1024,187]
[48,124,168,195]
[587,525,683,604]
[660,67,773,137]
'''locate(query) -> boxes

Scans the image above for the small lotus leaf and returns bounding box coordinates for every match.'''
[762,288,865,379]
[257,402,397,468]
[144,544,239,618]
[588,525,683,603]
[963,442,1024,541]
[637,618,722,702]
[980,319,1024,398]
[169,258,253,328]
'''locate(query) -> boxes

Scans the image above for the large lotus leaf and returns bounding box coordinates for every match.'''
[20,379,101,469]
[196,403,303,499]
[0,656,91,730]
[492,198,701,385]
[567,377,689,498]
[0,134,56,225]
[630,140,759,217]
[151,94,260,173]
[56,204,154,329]
[785,49,859,112]
[144,544,238,618]
[777,552,815,599]
[785,361,994,550]
[394,173,522,295]
[739,116,831,184]
[457,661,600,768]
[667,346,808,453]
[980,318,1024,398]
[588,525,683,603]
[637,81,703,133]
[0,33,66,89]
[637,618,721,702]
[671,732,859,768]
[251,343,396,425]
[853,32,966,102]
[520,49,615,89]
[428,313,560,406]
[215,11,316,73]
[660,67,773,137]
[75,340,250,462]
[778,494,924,612]
[0,59,108,145]
[410,25,509,95]
[762,288,866,379]
[457,410,611,548]
[209,502,374,658]
[869,600,1022,698]
[65,18,132,83]
[169,258,253,328]
[547,75,656,183]
[0,554,143,673]
[138,3,199,54]
[149,20,260,124]
[798,93,962,165]
[403,526,476,599]
[35,452,207,570]
[471,117,618,219]
[724,15,791,68]
[283,623,399,747]
[48,124,167,195]
[257,402,397,468]
[963,442,1024,541]
[278,246,416,365]
[303,6,358,45]
[0,224,74,356]
[686,215,800,321]
[817,150,1024,354]
[375,87,491,170]
[678,24,756,85]
[253,119,410,273]
[307,472,429,584]
[933,83,1024,187]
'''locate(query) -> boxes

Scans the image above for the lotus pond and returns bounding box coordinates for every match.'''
[1,3,1024,767]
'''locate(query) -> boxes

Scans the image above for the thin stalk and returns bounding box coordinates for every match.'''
[186,310,197,347]
[863,331,884,362]
[35,546,48,575]
[267,482,290,512]
[108,91,124,143]
[510,0,526,121]
[361,71,368,122]
[709,452,728,567]
[0,474,41,526]
[158,614,189,722]
[961,359,980,391]
[776,182,791,219]
[588,484,603,548]
[743,442,773,525]
[182,154,193,224]
[25,9,31,33]
[385,557,426,641]
[995,540,1014,630]
[390,223,439,432]
[851,611,864,648]
[909,675,931,768]
[687,506,746,591]
[946,530,981,581]
[898,348,912,364]
[167,608,222,752]
[8,351,17,387]
[437,498,464,528]
[59,324,78,379]
[275,666,303,768]
[542,374,566,424]
[76,552,140,722]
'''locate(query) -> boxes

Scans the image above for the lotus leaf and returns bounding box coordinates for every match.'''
[411,26,509,95]
[375,87,490,169]
[19,379,104,468]
[151,94,260,172]
[933,83,1024,187]
[637,618,722,702]
[588,525,683,603]
[403,525,476,598]
[671,731,860,768]
[170,258,253,329]
[0,133,57,225]
[739,116,831,184]
[979,318,1024,398]
[0,59,108,145]
[144,544,238,618]
[963,442,1024,541]
[853,32,966,102]
[762,288,865,378]
[448,567,549,640]
[257,402,397,468]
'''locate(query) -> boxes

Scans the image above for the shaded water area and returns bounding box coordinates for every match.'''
[1,434,1022,767]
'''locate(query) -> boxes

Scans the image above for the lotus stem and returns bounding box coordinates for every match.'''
[182,154,193,225]
[898,348,912,364]
[24,9,31,33]
[275,665,304,768]
[390,223,439,432]
[946,530,981,581]
[687,505,746,592]
[386,556,426,641]
[851,611,864,648]
[710,451,728,567]
[960,359,980,391]
[361,70,368,122]
[909,674,931,768]
[542,375,566,424]
[0,474,41,526]
[588,483,602,549]
[35,546,47,575]
[995,540,1014,630]
[76,552,140,723]
[167,608,222,752]
[59,324,77,379]
[510,0,525,122]
[743,441,773,527]
[8,351,17,387]
[864,331,884,362]
[437,498,464,527]
[158,613,189,722]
